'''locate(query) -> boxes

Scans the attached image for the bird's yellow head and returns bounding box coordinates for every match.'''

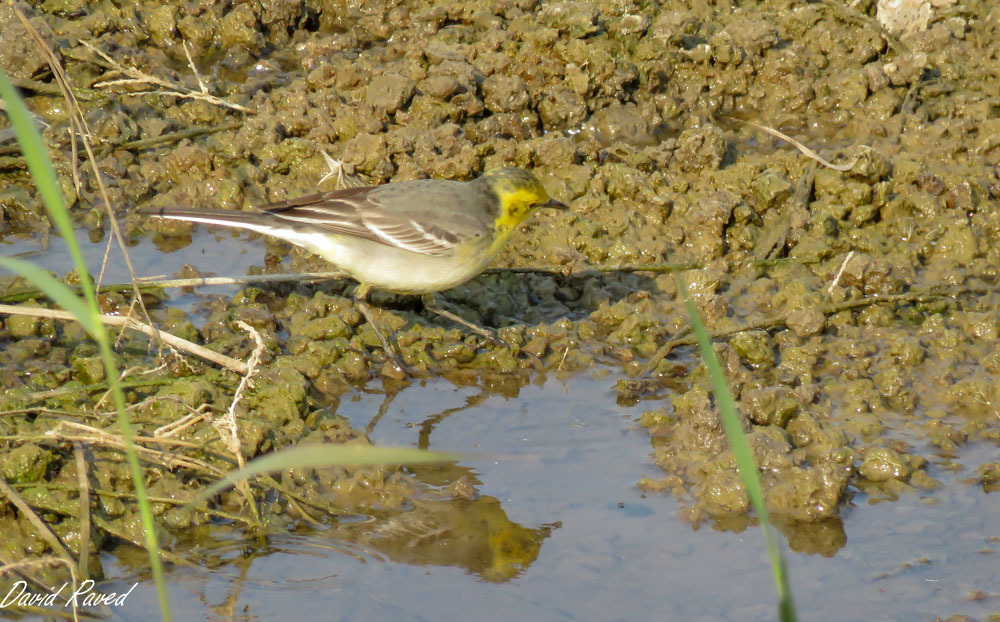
[483,168,567,234]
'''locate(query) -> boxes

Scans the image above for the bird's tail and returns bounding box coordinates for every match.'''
[136,207,279,230]
[136,206,336,257]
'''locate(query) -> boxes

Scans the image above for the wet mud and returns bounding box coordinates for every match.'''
[1,0,998,610]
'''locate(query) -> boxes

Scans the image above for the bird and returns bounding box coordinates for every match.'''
[139,167,567,372]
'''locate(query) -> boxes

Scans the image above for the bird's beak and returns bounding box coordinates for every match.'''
[542,198,568,210]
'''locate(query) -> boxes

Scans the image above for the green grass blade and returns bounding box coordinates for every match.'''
[0,69,171,621]
[0,258,97,336]
[675,274,797,622]
[185,444,458,510]
[0,82,80,278]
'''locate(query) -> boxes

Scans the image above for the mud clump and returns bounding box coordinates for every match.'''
[1,0,999,593]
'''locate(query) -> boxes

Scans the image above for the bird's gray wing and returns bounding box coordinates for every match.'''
[260,181,490,257]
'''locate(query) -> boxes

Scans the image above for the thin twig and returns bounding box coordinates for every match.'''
[0,281,164,304]
[13,10,159,347]
[318,150,367,188]
[0,303,248,374]
[9,76,104,101]
[731,118,862,172]
[218,321,264,460]
[215,321,266,523]
[114,120,243,152]
[0,407,101,420]
[641,285,974,376]
[557,343,570,371]
[182,41,209,95]
[0,477,75,562]
[153,402,212,438]
[2,257,827,302]
[91,516,193,567]
[21,421,231,478]
[134,270,349,289]
[0,555,81,621]
[53,421,225,452]
[828,251,855,295]
[23,377,172,402]
[10,482,254,527]
[82,40,251,113]
[72,442,91,581]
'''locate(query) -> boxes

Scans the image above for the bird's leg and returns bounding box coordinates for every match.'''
[421,293,543,367]
[352,283,407,374]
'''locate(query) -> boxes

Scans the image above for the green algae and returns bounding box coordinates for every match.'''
[1,0,999,606]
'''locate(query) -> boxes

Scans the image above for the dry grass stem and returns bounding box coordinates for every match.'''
[12,8,157,340]
[0,477,75,563]
[82,40,250,113]
[829,251,855,295]
[318,150,367,188]
[90,515,193,567]
[30,421,231,478]
[731,118,863,172]
[640,284,977,377]
[0,555,81,621]
[0,303,248,374]
[217,321,264,463]
[215,321,266,521]
[72,442,91,580]
[153,402,212,438]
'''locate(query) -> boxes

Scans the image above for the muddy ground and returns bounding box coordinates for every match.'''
[1,0,998,606]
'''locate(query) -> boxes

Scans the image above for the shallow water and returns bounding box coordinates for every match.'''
[5,227,998,622]
[85,371,997,621]
[4,0,1000,612]
[2,226,253,308]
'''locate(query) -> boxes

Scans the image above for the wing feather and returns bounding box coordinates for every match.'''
[256,181,489,257]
